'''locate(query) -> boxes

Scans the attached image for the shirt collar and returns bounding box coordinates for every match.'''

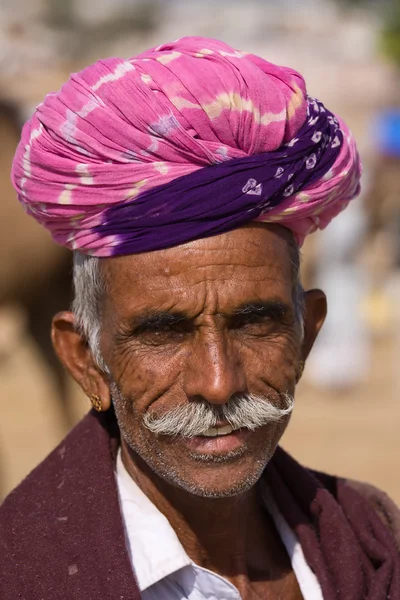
[115,450,192,591]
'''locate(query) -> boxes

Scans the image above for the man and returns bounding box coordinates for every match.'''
[1,37,399,599]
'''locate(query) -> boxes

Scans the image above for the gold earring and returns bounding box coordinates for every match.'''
[90,394,102,412]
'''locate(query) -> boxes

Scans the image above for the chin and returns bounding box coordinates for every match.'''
[174,477,259,498]
[159,451,271,498]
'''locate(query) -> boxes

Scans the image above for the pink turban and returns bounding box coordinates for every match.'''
[11,36,361,256]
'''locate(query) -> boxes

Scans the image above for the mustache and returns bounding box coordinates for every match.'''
[143,392,294,438]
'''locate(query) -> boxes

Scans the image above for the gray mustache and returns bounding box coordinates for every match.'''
[143,393,294,438]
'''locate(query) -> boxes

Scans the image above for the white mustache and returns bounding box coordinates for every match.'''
[143,392,294,438]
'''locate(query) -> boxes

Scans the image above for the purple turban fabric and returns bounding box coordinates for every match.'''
[11,37,362,256]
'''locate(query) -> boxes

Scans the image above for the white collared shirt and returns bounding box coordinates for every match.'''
[115,451,323,599]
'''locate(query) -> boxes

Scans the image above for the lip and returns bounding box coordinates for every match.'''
[182,428,249,455]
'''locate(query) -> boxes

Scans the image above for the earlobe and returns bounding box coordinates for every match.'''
[301,289,327,360]
[51,311,111,411]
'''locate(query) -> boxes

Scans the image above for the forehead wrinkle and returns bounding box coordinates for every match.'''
[168,246,281,273]
[102,224,293,284]
[162,273,292,317]
[101,227,294,318]
[104,260,293,321]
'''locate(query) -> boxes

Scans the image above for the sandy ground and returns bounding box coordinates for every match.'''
[284,336,400,501]
[0,308,399,503]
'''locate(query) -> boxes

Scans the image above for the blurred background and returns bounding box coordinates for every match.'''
[0,0,399,502]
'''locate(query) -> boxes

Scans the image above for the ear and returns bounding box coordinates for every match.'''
[51,311,111,411]
[301,289,327,361]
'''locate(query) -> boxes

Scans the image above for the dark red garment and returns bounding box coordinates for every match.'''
[1,410,399,600]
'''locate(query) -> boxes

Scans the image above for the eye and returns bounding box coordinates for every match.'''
[137,320,193,344]
[230,313,274,334]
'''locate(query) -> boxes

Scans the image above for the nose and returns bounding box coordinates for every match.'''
[183,332,246,405]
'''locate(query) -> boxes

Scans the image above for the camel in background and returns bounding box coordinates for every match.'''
[0,102,83,498]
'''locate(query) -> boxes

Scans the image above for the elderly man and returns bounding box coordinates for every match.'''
[1,37,399,600]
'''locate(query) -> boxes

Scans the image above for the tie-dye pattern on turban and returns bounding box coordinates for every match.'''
[11,37,361,257]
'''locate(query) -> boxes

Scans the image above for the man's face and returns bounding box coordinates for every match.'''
[100,224,304,497]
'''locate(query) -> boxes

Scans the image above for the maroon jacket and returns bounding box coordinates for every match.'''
[1,410,399,600]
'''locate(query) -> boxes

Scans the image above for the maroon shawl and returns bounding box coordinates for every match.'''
[1,410,399,600]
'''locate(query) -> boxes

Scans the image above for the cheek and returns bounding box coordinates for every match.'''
[109,344,186,412]
[242,333,301,392]
[108,329,301,413]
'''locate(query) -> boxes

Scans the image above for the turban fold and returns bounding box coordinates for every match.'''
[11,37,362,256]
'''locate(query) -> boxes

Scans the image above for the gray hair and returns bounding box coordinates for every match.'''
[72,252,107,370]
[72,236,304,369]
[142,391,294,438]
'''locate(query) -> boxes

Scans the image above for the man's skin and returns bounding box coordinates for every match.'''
[52,223,326,600]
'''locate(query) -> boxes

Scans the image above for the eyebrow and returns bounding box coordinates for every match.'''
[230,300,292,320]
[129,311,188,331]
[129,300,292,331]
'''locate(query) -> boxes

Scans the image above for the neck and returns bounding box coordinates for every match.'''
[120,439,289,582]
